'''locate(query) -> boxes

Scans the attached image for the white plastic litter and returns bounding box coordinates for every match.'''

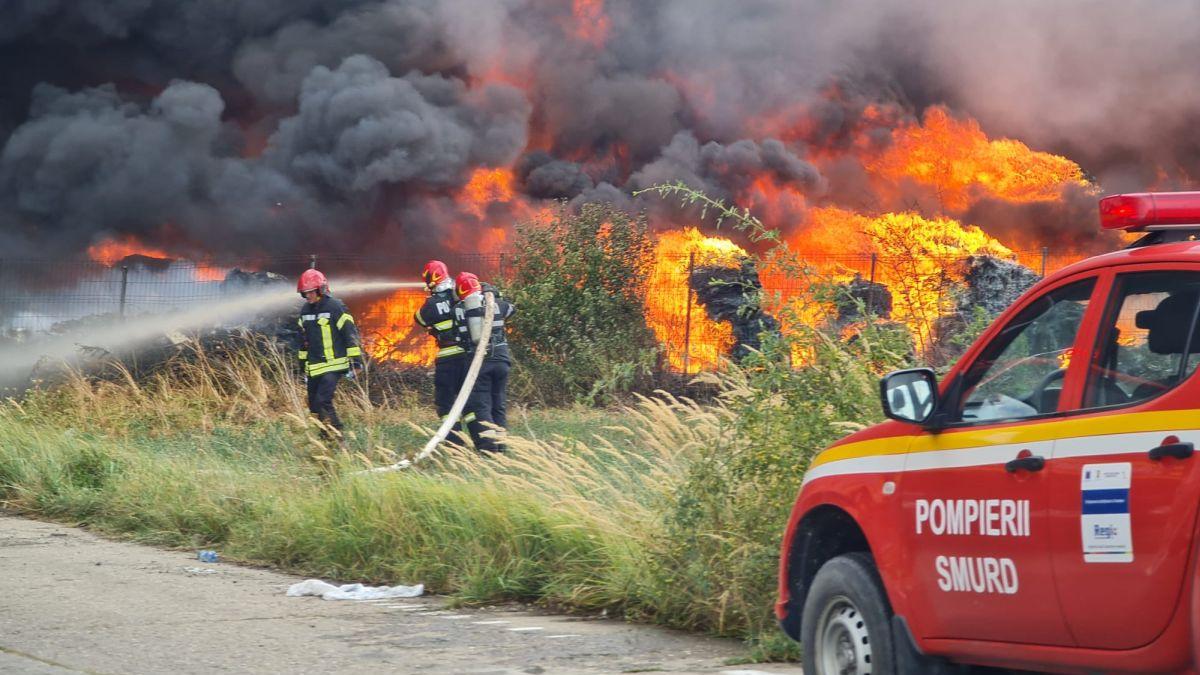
[286,579,424,601]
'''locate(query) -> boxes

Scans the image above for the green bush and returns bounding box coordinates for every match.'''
[504,203,660,405]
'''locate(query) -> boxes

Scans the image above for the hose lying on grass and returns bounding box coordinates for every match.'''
[369,291,495,473]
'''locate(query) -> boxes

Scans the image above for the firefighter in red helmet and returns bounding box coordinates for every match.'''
[456,271,516,452]
[414,260,469,445]
[296,268,362,439]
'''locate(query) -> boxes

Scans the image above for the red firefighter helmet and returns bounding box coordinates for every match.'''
[455,271,482,299]
[297,268,328,296]
[422,260,450,290]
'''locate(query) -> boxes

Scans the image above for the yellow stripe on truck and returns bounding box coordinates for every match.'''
[810,408,1200,470]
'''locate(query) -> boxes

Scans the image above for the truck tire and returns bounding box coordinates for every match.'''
[802,552,896,675]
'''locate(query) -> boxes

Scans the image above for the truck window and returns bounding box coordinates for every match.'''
[956,279,1095,422]
[1084,272,1200,408]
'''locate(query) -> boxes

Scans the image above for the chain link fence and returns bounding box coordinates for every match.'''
[0,248,1082,371]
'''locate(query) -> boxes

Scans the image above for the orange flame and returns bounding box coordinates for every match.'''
[867,106,1091,211]
[461,167,517,218]
[646,228,743,373]
[787,207,1014,350]
[450,166,551,252]
[192,265,228,282]
[359,288,438,365]
[88,235,229,282]
[87,236,173,266]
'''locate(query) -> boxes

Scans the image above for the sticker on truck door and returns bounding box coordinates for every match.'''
[1081,463,1133,563]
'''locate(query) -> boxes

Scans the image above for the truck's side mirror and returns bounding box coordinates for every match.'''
[880,368,938,425]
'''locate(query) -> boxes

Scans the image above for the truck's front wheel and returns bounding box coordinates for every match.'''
[802,552,895,675]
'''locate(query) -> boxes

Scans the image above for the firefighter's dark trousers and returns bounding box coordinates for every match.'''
[434,357,468,446]
[465,359,510,452]
[307,371,343,434]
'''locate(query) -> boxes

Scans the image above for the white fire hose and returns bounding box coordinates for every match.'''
[370,292,495,473]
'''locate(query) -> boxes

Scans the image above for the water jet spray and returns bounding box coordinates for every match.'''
[0,279,424,386]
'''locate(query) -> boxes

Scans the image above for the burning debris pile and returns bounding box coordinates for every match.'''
[819,273,913,356]
[690,258,780,362]
[956,255,1042,318]
[922,254,1043,362]
[834,275,893,324]
[646,229,746,373]
[4,1,1195,371]
[359,288,439,365]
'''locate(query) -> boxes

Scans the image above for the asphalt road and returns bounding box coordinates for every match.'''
[0,513,800,675]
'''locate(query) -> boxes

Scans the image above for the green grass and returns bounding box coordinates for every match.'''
[0,400,690,624]
[0,338,866,664]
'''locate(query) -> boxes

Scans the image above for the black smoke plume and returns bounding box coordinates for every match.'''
[2,0,1198,265]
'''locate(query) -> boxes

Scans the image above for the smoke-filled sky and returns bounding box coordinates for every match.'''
[2,0,1198,262]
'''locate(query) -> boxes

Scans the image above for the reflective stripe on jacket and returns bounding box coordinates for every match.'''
[298,294,362,376]
[415,289,466,360]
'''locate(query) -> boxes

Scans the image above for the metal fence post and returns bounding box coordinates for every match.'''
[1040,247,1049,277]
[869,253,878,284]
[119,265,129,319]
[498,252,506,280]
[683,251,695,374]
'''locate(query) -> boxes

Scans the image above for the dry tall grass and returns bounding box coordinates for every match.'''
[0,337,791,648]
[2,328,878,661]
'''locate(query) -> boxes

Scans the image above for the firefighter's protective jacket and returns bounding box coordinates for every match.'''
[298,294,362,376]
[415,289,467,360]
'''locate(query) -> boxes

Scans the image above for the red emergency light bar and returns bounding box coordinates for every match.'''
[1100,192,1200,231]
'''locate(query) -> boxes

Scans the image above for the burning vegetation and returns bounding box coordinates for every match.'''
[6,0,1192,373]
[647,229,743,373]
[319,100,1097,372]
[52,100,1100,373]
[359,289,438,365]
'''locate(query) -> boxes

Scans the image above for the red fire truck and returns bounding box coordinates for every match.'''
[776,192,1200,674]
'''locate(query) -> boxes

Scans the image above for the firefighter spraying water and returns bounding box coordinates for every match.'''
[414,260,469,446]
[381,262,517,466]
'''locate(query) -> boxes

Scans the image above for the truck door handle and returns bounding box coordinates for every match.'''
[1005,455,1045,473]
[1149,441,1194,461]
